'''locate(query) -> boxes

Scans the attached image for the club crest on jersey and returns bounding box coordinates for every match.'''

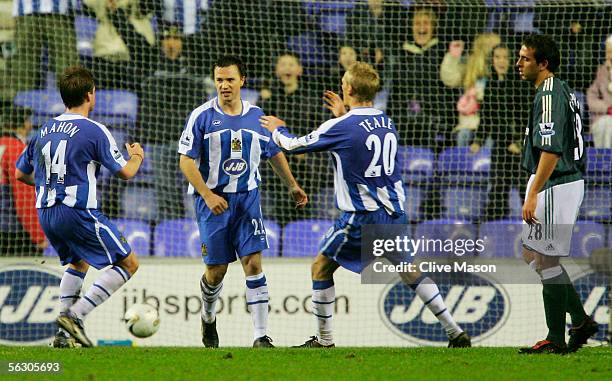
[231,138,242,152]
[539,122,555,146]
[222,158,248,176]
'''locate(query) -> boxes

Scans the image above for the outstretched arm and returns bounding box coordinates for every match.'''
[267,152,308,209]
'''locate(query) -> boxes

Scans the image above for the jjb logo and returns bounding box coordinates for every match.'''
[0,266,62,344]
[379,273,509,344]
[570,272,609,342]
[222,158,248,176]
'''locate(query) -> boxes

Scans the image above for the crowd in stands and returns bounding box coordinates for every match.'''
[0,1,611,244]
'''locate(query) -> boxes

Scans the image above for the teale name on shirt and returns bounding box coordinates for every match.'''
[358,116,392,133]
[40,122,80,139]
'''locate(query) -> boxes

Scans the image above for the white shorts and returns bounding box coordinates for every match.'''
[521,175,584,257]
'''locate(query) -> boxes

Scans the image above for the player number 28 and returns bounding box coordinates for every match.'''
[364,133,397,178]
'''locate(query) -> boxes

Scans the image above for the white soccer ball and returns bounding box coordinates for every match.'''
[123,303,160,338]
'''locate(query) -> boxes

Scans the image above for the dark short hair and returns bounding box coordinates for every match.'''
[522,34,561,73]
[58,66,95,108]
[212,55,246,78]
[7,106,32,128]
[277,51,301,63]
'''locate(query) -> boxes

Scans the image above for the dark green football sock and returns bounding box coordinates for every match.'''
[560,266,587,326]
[542,274,568,346]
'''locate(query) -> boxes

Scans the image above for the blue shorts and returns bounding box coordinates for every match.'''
[195,188,268,265]
[38,204,132,270]
[319,209,408,274]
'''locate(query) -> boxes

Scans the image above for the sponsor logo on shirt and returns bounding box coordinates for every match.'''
[222,158,248,176]
[213,120,222,126]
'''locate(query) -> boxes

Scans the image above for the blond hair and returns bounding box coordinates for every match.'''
[413,8,437,29]
[463,33,501,89]
[346,62,380,102]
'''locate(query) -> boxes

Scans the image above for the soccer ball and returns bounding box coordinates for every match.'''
[123,303,160,338]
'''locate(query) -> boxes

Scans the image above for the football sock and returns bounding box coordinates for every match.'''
[560,266,587,326]
[411,275,462,340]
[540,266,567,346]
[60,268,85,314]
[200,276,223,324]
[71,266,130,320]
[245,273,269,340]
[312,279,335,345]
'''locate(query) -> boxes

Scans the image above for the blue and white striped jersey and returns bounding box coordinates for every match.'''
[16,113,127,209]
[13,0,77,16]
[162,0,207,35]
[272,107,406,215]
[178,98,281,193]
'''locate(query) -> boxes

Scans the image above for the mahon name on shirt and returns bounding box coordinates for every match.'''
[40,122,80,139]
[358,116,392,133]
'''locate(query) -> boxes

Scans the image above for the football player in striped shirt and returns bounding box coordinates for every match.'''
[261,62,470,348]
[179,56,307,348]
[15,66,144,348]
[516,34,598,354]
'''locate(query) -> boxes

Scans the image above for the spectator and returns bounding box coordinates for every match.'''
[470,44,529,220]
[8,0,78,96]
[85,0,156,90]
[586,35,612,149]
[156,0,212,75]
[344,0,408,85]
[0,0,15,104]
[535,4,601,92]
[441,33,501,146]
[387,7,455,147]
[259,52,329,223]
[0,106,46,254]
[138,26,206,220]
[319,45,358,94]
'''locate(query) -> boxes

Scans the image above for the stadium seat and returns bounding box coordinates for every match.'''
[14,90,64,125]
[282,219,333,257]
[508,188,522,219]
[442,186,488,221]
[403,185,423,222]
[586,148,612,183]
[479,220,523,258]
[75,16,97,57]
[287,32,328,68]
[413,219,477,256]
[114,219,151,256]
[310,187,340,219]
[580,187,611,222]
[571,221,606,258]
[154,219,200,257]
[90,90,138,126]
[397,146,434,183]
[241,88,260,105]
[121,186,158,221]
[263,219,281,257]
[437,147,491,183]
[373,89,389,111]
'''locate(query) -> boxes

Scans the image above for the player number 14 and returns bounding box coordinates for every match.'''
[41,140,67,184]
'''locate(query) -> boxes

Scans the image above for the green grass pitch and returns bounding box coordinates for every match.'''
[1,346,610,381]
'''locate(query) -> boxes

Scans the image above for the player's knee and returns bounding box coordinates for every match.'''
[311,255,334,280]
[205,266,227,285]
[118,252,139,276]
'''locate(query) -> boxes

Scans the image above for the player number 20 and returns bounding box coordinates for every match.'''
[364,133,397,178]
